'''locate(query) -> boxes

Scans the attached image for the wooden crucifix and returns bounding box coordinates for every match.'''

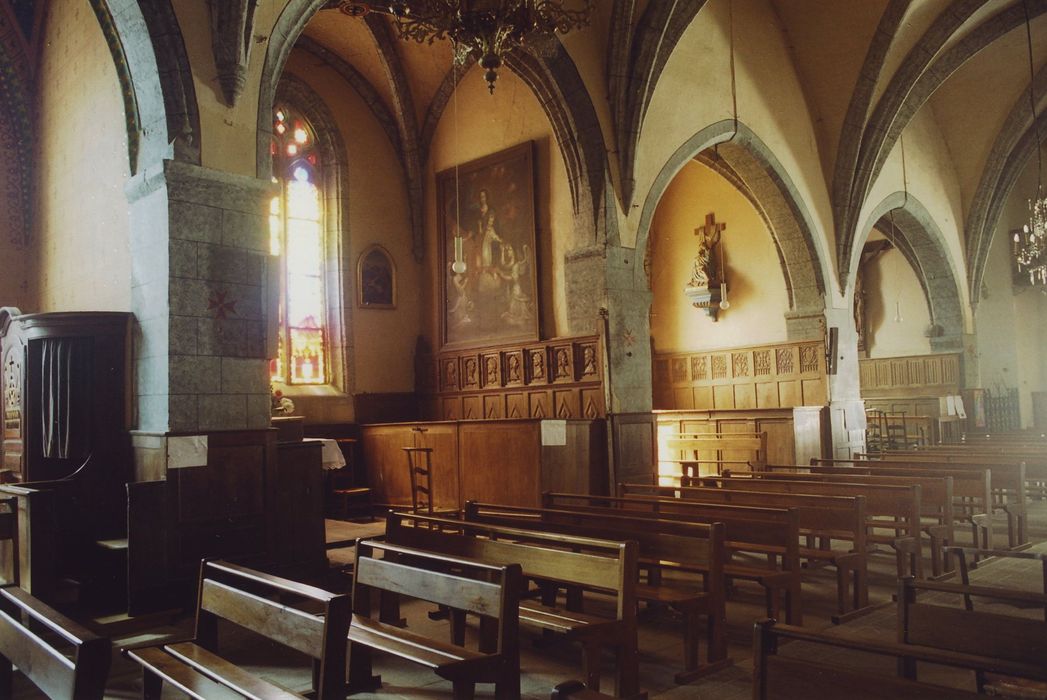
[689,212,726,289]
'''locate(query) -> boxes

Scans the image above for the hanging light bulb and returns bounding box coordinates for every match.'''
[893,299,904,323]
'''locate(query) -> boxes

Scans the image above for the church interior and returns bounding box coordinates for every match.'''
[2,0,1047,697]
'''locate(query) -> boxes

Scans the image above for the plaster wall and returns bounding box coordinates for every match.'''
[284,50,422,399]
[630,0,835,292]
[426,63,573,345]
[979,161,1047,426]
[33,0,131,312]
[864,238,933,358]
[649,160,788,353]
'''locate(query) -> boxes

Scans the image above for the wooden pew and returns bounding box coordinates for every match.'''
[466,499,803,625]
[125,559,349,700]
[748,469,957,579]
[827,456,1028,548]
[700,475,924,580]
[442,506,733,683]
[384,511,655,693]
[805,462,994,552]
[897,576,1047,693]
[945,545,1047,620]
[753,618,1044,699]
[0,585,110,700]
[349,538,523,700]
[613,484,870,622]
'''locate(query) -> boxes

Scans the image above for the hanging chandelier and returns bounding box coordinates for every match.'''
[336,1,593,93]
[1014,0,1047,285]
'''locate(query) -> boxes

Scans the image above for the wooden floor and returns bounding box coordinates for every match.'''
[12,506,1047,699]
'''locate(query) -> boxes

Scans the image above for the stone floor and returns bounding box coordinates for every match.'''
[12,503,1047,699]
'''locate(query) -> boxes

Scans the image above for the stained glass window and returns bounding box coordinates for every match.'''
[270,107,327,385]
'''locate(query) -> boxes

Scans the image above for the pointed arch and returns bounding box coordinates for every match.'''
[855,193,966,351]
[634,120,829,327]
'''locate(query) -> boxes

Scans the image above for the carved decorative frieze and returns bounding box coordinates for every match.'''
[800,345,820,374]
[732,352,749,377]
[655,339,828,411]
[423,335,604,420]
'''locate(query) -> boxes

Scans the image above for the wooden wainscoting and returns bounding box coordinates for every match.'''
[653,339,828,411]
[655,407,830,470]
[417,336,605,421]
[858,352,962,399]
[359,419,607,509]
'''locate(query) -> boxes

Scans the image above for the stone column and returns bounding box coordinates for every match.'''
[565,243,653,414]
[825,304,866,457]
[126,160,274,434]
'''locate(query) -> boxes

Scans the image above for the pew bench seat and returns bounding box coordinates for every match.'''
[349,615,497,678]
[127,644,303,700]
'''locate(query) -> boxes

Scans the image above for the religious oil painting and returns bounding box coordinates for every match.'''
[357,245,396,308]
[438,142,539,349]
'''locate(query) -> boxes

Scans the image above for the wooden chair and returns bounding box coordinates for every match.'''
[0,585,110,699]
[348,538,523,700]
[330,438,373,521]
[124,559,350,700]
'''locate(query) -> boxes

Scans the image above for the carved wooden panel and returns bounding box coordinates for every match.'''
[423,335,604,421]
[655,340,828,411]
[859,352,962,398]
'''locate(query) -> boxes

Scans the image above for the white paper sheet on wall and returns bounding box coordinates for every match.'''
[167,435,208,469]
[541,420,567,446]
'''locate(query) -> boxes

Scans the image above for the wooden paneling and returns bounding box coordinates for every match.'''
[656,407,830,468]
[859,352,962,398]
[419,335,604,421]
[359,419,607,508]
[610,413,656,485]
[654,339,828,411]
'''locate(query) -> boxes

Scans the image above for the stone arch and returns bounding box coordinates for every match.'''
[854,193,966,351]
[94,0,200,171]
[634,120,829,331]
[274,75,355,396]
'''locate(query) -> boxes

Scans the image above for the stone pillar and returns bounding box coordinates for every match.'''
[565,243,653,414]
[824,304,866,457]
[126,160,274,433]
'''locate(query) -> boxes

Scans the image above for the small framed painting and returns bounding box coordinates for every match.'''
[357,245,396,309]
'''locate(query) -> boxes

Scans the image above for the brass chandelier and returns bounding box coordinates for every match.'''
[1014,0,1047,286]
[337,1,593,93]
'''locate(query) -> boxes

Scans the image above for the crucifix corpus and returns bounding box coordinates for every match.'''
[684,212,727,319]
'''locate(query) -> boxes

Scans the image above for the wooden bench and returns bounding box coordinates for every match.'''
[945,545,1047,620]
[701,474,924,580]
[897,576,1047,693]
[384,511,652,693]
[0,585,110,699]
[469,498,802,625]
[838,456,1028,547]
[125,559,349,700]
[449,505,732,686]
[752,468,957,579]
[348,538,523,700]
[753,618,1043,699]
[665,431,767,478]
[807,461,995,552]
[613,484,871,622]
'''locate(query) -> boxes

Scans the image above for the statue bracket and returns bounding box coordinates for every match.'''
[684,284,722,321]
